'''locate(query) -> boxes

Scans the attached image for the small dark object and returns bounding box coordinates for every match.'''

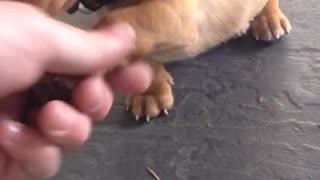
[79,0,104,11]
[146,167,160,180]
[68,0,117,14]
[26,74,82,110]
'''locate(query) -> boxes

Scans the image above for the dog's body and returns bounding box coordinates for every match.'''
[21,0,292,121]
[97,0,269,63]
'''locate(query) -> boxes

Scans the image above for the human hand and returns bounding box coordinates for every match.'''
[0,2,151,179]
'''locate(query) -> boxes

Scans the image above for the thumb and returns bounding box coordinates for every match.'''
[43,21,136,75]
[3,1,136,75]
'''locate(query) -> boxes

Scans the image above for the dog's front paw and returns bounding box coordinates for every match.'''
[126,86,174,122]
[251,9,292,41]
[125,66,174,122]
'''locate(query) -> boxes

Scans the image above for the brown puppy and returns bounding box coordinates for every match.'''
[21,0,292,121]
[95,0,292,121]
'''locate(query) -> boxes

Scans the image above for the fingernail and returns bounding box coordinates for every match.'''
[48,111,72,137]
[86,81,104,117]
[0,120,23,146]
[109,23,136,43]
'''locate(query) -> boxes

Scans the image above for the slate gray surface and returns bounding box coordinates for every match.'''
[53,0,320,179]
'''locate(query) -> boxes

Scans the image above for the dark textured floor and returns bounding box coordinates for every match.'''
[53,1,320,180]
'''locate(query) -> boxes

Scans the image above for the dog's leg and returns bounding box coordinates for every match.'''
[250,0,291,41]
[96,1,196,121]
[125,61,174,121]
[96,1,196,60]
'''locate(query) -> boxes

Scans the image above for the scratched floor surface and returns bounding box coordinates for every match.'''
[53,1,320,179]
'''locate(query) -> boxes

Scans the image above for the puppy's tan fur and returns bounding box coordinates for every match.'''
[21,0,292,121]
[21,0,76,15]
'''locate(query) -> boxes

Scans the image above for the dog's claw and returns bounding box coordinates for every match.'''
[163,109,169,115]
[285,27,291,34]
[146,116,150,122]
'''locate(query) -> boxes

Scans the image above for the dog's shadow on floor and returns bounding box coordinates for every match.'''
[102,34,274,129]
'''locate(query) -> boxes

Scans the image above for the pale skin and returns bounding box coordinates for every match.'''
[0,2,152,179]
